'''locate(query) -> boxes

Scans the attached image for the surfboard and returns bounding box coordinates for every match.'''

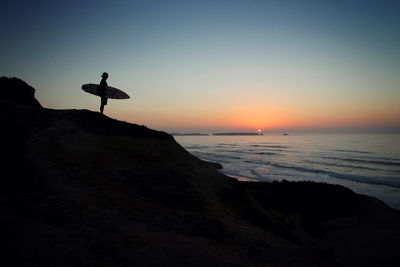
[81,83,130,99]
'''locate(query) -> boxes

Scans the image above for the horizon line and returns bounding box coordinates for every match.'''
[163,127,400,134]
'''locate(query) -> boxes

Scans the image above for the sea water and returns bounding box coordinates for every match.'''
[175,134,400,210]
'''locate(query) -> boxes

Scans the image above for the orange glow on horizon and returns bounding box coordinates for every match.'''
[109,102,400,131]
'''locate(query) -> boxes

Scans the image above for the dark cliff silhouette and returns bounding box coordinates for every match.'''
[0,76,42,107]
[1,77,400,267]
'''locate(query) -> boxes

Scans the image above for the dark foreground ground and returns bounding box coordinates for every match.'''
[1,78,400,266]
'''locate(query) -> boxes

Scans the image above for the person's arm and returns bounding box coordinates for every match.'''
[100,79,106,89]
[99,79,107,95]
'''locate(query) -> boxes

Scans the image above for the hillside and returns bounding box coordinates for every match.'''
[1,77,400,266]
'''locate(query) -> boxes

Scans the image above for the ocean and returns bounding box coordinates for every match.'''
[175,133,400,210]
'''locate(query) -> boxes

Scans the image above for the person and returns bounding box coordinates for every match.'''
[99,72,108,114]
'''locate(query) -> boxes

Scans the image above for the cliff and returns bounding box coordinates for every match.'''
[1,77,400,266]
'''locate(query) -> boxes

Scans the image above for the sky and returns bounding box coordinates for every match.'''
[1,0,400,133]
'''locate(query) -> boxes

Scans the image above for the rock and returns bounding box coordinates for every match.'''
[0,76,42,107]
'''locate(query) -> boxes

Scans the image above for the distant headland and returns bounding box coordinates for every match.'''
[171,132,264,136]
[171,132,210,136]
[213,132,263,136]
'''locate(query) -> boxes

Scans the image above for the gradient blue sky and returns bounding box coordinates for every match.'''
[1,0,400,132]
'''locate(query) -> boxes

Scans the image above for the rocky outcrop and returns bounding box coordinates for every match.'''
[0,76,42,107]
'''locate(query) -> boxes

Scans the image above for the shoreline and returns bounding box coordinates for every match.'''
[175,134,400,211]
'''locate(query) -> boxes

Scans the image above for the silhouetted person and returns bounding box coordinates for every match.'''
[99,72,108,114]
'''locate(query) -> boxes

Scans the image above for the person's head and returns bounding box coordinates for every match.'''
[102,72,109,79]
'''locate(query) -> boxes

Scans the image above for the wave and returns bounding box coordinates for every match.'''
[253,152,279,155]
[217,143,240,147]
[235,150,279,156]
[333,149,371,154]
[185,145,210,150]
[194,151,241,161]
[249,145,289,149]
[246,148,295,153]
[304,160,382,172]
[214,149,243,154]
[223,155,242,160]
[212,148,280,156]
[243,160,400,188]
[192,151,217,157]
[362,155,400,162]
[322,156,400,167]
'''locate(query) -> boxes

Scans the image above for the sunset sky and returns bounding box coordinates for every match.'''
[1,0,400,132]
